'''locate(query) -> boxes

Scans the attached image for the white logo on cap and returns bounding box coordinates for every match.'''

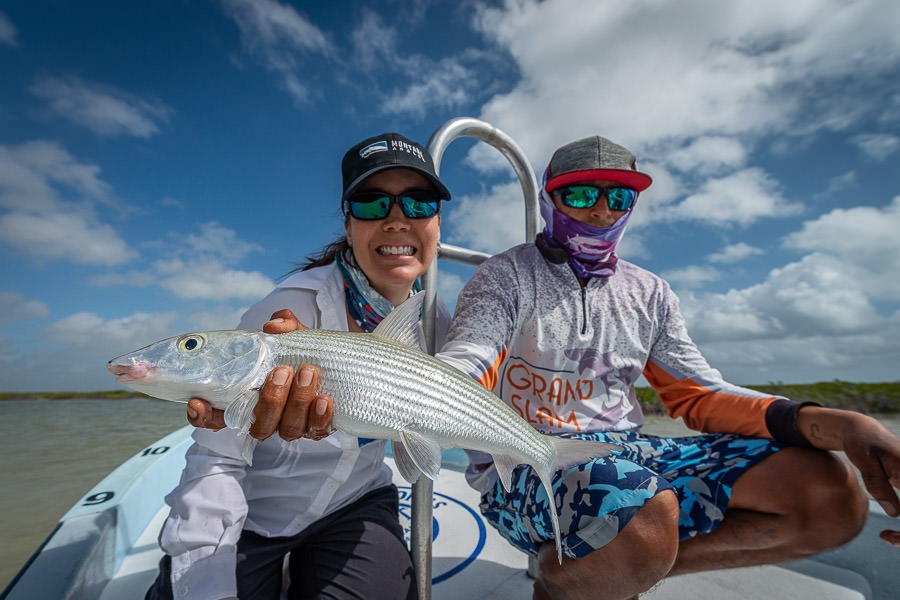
[360,141,388,159]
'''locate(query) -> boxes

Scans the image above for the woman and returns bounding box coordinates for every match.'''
[146,132,452,600]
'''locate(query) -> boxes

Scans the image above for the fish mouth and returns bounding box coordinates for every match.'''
[107,361,153,381]
[376,244,417,256]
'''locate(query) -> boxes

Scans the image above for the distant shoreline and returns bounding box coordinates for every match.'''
[0,390,155,401]
[3,380,900,414]
[636,380,900,415]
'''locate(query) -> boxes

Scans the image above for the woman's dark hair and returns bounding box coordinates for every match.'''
[282,211,355,275]
[298,236,352,271]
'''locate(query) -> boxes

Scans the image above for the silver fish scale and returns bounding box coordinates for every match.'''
[272,329,554,464]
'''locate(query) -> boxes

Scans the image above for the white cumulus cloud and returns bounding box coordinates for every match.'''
[708,242,764,264]
[0,11,17,46]
[221,0,334,103]
[0,141,135,265]
[0,292,49,324]
[444,181,533,255]
[158,258,274,301]
[30,76,173,138]
[783,196,900,300]
[661,265,722,287]
[0,212,136,266]
[466,0,900,179]
[89,221,273,302]
[852,133,900,161]
[667,168,803,227]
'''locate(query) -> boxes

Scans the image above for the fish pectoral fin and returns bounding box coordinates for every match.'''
[391,441,421,484]
[398,426,442,481]
[371,291,426,349]
[493,455,519,492]
[224,389,259,434]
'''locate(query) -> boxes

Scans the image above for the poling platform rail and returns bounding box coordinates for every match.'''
[413,117,540,600]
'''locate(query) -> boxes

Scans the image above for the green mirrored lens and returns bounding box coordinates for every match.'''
[562,186,599,208]
[560,186,636,211]
[349,196,391,219]
[348,192,439,220]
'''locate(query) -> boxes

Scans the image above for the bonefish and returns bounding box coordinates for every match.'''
[107,292,619,562]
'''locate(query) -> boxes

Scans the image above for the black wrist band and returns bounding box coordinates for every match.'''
[765,399,821,448]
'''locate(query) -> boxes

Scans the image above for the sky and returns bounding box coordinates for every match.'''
[1,0,899,393]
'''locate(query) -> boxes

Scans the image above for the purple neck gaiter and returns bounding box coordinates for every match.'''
[538,186,636,279]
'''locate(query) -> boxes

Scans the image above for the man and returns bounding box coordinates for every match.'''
[433,135,900,598]
[193,136,900,600]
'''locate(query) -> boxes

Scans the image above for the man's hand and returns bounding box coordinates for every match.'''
[797,406,900,545]
[880,530,900,547]
[186,309,336,441]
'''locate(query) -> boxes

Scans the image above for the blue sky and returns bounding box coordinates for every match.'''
[1,0,899,393]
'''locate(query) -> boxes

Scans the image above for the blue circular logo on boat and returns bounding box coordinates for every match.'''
[397,486,487,584]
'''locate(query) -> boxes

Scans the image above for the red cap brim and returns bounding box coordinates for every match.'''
[546,169,652,193]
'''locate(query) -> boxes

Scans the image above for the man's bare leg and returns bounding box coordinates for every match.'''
[533,490,680,600]
[672,447,868,574]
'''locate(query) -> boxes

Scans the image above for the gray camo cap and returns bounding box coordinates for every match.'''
[546,136,652,192]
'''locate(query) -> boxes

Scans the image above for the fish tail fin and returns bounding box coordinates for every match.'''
[224,390,259,465]
[535,467,563,565]
[550,436,620,473]
[539,436,621,564]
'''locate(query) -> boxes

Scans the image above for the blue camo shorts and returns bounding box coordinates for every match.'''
[479,430,786,558]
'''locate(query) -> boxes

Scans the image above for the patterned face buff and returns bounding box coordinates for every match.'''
[538,171,637,279]
[336,250,421,332]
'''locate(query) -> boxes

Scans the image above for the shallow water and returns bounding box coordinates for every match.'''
[0,397,186,590]
[1,398,898,590]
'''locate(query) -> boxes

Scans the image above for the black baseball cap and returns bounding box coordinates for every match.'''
[341,132,451,202]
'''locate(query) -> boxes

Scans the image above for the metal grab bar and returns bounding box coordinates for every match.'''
[410,117,540,600]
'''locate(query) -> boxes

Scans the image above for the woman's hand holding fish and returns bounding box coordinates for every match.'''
[187,309,336,441]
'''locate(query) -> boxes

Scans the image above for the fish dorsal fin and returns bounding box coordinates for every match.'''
[493,455,519,492]
[398,426,442,481]
[391,441,421,485]
[371,291,425,349]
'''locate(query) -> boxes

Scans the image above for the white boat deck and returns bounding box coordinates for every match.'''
[1,425,894,600]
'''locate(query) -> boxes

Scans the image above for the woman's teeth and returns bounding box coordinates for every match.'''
[377,245,415,256]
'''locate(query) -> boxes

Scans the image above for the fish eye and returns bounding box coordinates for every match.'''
[177,334,205,353]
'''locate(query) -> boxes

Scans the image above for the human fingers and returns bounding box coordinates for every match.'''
[249,366,293,440]
[262,309,308,334]
[187,397,226,430]
[276,365,321,441]
[854,447,900,517]
[844,421,900,517]
[879,529,900,547]
[303,395,335,441]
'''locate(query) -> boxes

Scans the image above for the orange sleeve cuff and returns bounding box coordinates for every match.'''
[643,361,774,438]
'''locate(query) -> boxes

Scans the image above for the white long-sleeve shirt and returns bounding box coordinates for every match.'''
[158,263,450,600]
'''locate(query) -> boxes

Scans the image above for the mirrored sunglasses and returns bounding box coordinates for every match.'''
[558,185,637,212]
[346,189,441,220]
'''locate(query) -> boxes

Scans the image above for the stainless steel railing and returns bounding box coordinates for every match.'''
[412,117,539,600]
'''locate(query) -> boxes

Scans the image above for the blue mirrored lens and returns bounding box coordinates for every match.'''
[399,196,439,218]
[606,187,636,211]
[560,186,635,211]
